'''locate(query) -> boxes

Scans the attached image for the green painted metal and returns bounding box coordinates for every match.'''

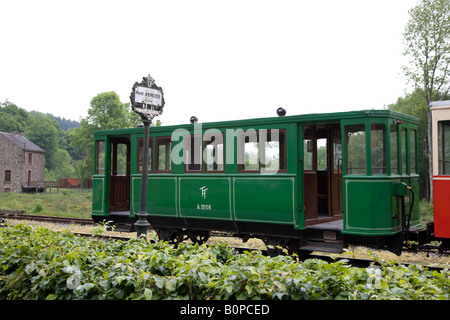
[91,109,420,237]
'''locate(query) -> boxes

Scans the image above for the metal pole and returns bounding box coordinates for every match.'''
[135,118,151,237]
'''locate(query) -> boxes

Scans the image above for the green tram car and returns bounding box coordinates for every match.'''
[92,109,421,256]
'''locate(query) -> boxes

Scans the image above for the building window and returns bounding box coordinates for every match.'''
[4,170,11,182]
[28,170,32,183]
[28,153,32,165]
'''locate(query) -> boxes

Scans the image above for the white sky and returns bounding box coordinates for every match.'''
[0,0,417,126]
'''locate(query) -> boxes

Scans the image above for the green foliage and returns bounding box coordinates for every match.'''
[32,203,43,214]
[402,0,450,103]
[1,224,449,300]
[68,91,140,181]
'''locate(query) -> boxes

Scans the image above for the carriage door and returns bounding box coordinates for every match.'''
[303,125,342,221]
[330,128,343,216]
[109,137,131,212]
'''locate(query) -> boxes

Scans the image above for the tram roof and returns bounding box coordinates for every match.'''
[94,109,418,136]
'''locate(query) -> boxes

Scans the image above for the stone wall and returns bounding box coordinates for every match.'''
[0,134,45,193]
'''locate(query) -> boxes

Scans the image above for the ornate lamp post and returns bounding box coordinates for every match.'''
[130,75,165,237]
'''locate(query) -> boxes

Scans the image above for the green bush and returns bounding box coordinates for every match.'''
[32,203,43,214]
[0,224,449,300]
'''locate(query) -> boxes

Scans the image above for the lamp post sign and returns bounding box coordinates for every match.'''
[130,74,165,119]
[130,74,165,237]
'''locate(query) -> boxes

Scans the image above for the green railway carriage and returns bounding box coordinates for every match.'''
[92,109,421,255]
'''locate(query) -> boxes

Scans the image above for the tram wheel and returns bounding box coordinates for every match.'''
[154,228,186,245]
[187,230,210,245]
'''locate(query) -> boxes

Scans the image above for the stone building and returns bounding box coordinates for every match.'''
[0,131,46,193]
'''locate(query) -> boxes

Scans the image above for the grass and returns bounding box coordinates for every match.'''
[419,199,434,226]
[0,189,92,219]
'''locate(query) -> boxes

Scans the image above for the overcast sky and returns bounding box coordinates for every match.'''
[0,0,417,126]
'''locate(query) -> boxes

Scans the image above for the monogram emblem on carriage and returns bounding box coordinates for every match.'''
[199,186,208,199]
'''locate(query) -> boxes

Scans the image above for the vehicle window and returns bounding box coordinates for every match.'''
[138,138,153,173]
[317,138,327,171]
[438,121,450,175]
[96,140,105,175]
[390,125,398,175]
[238,130,259,172]
[204,132,224,172]
[185,134,202,172]
[263,129,286,172]
[371,124,386,174]
[345,125,366,175]
[410,129,417,174]
[156,137,172,172]
[303,139,314,171]
[402,128,407,174]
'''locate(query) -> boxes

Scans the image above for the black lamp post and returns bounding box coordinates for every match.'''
[130,75,165,237]
[134,117,151,237]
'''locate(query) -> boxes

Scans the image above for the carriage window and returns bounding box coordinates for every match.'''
[238,130,259,171]
[156,137,172,172]
[114,142,128,175]
[401,128,407,174]
[95,140,105,175]
[410,129,417,174]
[345,125,366,175]
[438,121,450,175]
[263,129,286,172]
[303,139,314,171]
[371,124,386,175]
[138,138,153,173]
[317,138,327,171]
[390,125,398,175]
[204,133,224,172]
[185,135,202,172]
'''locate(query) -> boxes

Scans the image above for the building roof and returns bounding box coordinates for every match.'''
[0,131,46,153]
[429,100,450,107]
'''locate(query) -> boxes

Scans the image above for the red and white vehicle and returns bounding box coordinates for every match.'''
[431,100,450,247]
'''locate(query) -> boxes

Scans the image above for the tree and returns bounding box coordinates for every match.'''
[68,91,140,181]
[402,0,450,200]
[0,100,31,132]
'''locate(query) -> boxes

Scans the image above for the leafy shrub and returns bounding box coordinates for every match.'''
[32,203,43,214]
[0,223,449,300]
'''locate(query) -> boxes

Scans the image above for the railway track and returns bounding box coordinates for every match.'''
[0,210,94,226]
[0,210,446,271]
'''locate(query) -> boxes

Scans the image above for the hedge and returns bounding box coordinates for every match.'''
[0,223,449,300]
